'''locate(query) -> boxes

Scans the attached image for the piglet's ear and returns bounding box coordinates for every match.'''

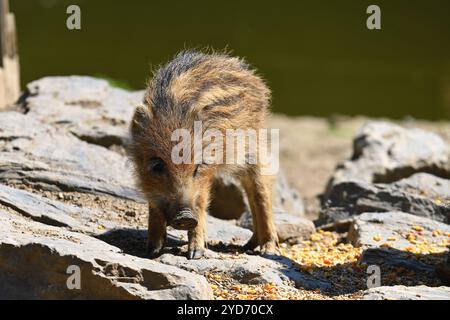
[130,104,152,139]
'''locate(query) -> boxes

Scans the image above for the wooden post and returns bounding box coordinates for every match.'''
[0,0,20,109]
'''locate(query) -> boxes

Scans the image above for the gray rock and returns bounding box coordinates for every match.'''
[24,76,144,148]
[0,183,83,228]
[0,183,126,233]
[209,171,305,220]
[0,210,213,299]
[394,172,450,200]
[348,211,450,250]
[362,285,450,300]
[348,212,450,274]
[0,180,320,294]
[205,216,253,245]
[95,215,328,292]
[157,251,332,291]
[436,252,450,285]
[209,173,247,220]
[359,248,436,274]
[239,211,315,244]
[273,171,305,217]
[169,215,253,246]
[320,173,450,224]
[97,215,252,259]
[0,112,143,202]
[326,121,450,190]
[0,76,329,299]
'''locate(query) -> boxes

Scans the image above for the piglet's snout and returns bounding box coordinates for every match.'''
[170,207,198,230]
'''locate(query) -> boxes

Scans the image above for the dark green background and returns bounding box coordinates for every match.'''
[10,0,450,120]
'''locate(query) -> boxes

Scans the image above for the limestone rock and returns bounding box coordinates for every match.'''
[239,212,315,244]
[24,76,144,148]
[157,251,332,291]
[348,212,450,274]
[348,211,450,250]
[320,173,450,224]
[362,285,450,300]
[326,121,450,190]
[0,111,143,202]
[209,171,305,220]
[0,183,125,233]
[0,210,213,299]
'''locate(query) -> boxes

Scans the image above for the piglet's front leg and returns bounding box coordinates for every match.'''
[187,192,209,260]
[147,206,167,258]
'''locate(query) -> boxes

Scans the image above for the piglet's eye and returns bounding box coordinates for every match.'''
[148,157,165,174]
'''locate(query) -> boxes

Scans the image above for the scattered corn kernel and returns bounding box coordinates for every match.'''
[432,230,442,237]
[205,227,444,300]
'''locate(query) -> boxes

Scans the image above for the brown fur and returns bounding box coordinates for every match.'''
[128,50,278,259]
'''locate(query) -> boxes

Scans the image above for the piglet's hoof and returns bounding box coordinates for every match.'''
[146,246,163,259]
[187,247,205,260]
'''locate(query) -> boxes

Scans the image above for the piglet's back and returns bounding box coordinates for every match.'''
[144,50,271,131]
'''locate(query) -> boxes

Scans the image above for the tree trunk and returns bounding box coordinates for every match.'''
[0,0,20,109]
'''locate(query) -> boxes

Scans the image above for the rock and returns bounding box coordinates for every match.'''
[348,211,450,250]
[24,76,144,148]
[0,210,213,299]
[0,183,84,229]
[209,171,305,220]
[0,183,126,233]
[157,251,332,291]
[239,212,315,244]
[206,216,253,245]
[360,248,437,274]
[321,121,450,225]
[320,173,450,224]
[436,251,450,285]
[12,76,450,299]
[97,215,252,258]
[0,111,143,202]
[209,173,247,220]
[91,214,253,258]
[93,212,251,254]
[348,212,450,274]
[326,121,450,190]
[169,215,253,246]
[95,216,331,292]
[273,171,305,217]
[0,184,252,255]
[362,285,450,300]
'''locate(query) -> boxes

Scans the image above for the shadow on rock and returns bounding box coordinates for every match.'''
[97,227,447,296]
[96,228,186,258]
[259,245,447,296]
[98,228,252,258]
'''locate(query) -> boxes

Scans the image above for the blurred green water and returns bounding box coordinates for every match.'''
[10,0,450,120]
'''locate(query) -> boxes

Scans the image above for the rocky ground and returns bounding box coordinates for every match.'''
[0,76,449,300]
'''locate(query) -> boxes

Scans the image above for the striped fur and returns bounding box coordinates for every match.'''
[129,50,278,259]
